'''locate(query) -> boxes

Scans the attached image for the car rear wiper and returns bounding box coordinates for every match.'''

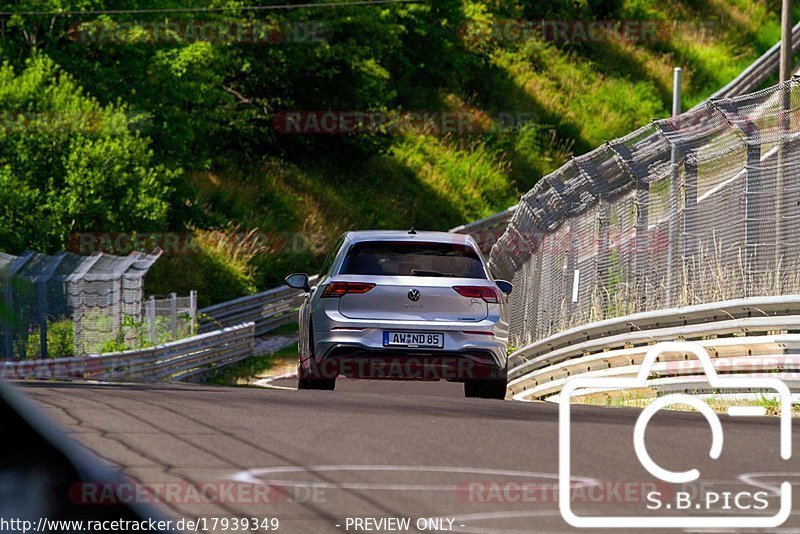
[411,269,454,277]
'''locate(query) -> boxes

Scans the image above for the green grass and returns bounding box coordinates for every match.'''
[205,345,297,386]
[579,389,800,417]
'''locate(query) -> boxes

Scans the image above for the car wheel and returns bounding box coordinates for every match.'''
[297,371,336,390]
[297,327,336,391]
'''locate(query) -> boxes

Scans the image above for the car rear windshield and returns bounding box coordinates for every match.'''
[339,241,486,278]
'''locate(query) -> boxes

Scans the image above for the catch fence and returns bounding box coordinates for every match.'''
[489,79,800,348]
[0,250,194,358]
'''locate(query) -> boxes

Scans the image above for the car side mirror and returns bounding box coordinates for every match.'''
[285,273,310,292]
[495,279,513,295]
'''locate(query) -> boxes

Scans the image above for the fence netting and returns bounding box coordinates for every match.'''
[0,250,194,358]
[489,79,800,348]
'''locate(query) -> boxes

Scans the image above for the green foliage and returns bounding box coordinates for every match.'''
[78,308,194,354]
[16,318,75,359]
[0,55,176,253]
[145,239,258,308]
[46,319,75,358]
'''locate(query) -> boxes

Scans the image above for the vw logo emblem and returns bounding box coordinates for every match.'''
[408,289,421,302]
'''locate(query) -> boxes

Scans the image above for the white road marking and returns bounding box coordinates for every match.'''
[727,406,767,417]
[739,472,800,497]
[232,465,599,492]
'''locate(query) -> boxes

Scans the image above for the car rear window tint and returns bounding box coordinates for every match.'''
[340,241,486,278]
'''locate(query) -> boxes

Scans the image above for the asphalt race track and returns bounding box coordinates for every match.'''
[15,380,800,533]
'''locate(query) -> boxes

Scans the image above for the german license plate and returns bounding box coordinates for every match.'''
[383,331,444,348]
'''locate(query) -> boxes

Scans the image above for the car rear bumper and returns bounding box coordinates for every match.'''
[309,315,508,381]
[315,345,506,381]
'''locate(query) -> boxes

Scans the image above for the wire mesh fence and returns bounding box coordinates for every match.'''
[140,293,197,348]
[0,250,195,359]
[489,79,800,349]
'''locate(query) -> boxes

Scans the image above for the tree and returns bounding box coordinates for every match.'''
[0,55,176,253]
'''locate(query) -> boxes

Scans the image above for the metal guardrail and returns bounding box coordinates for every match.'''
[198,277,318,337]
[508,296,800,401]
[0,322,254,382]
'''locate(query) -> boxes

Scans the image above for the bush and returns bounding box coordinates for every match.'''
[145,228,261,308]
[0,55,177,254]
[15,318,75,359]
[46,319,75,358]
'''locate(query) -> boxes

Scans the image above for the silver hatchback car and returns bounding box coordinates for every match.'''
[285,230,512,399]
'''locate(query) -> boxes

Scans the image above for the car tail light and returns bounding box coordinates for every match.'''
[452,286,499,303]
[321,281,376,298]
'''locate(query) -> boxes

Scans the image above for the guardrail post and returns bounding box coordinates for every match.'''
[666,144,681,306]
[596,201,610,316]
[35,253,67,358]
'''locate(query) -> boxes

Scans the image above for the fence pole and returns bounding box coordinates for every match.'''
[672,67,682,116]
[2,278,14,359]
[169,292,178,339]
[37,280,48,359]
[713,99,762,297]
[781,0,793,84]
[777,0,793,287]
[190,290,197,335]
[776,81,792,290]
[147,296,156,345]
[666,67,682,306]
[607,141,648,309]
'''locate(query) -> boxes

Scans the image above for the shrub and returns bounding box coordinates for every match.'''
[145,228,261,307]
[0,55,177,254]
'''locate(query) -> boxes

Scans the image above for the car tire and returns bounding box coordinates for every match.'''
[297,371,336,390]
[297,327,336,391]
[464,377,507,400]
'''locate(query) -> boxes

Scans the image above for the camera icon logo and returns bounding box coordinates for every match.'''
[558,341,793,528]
